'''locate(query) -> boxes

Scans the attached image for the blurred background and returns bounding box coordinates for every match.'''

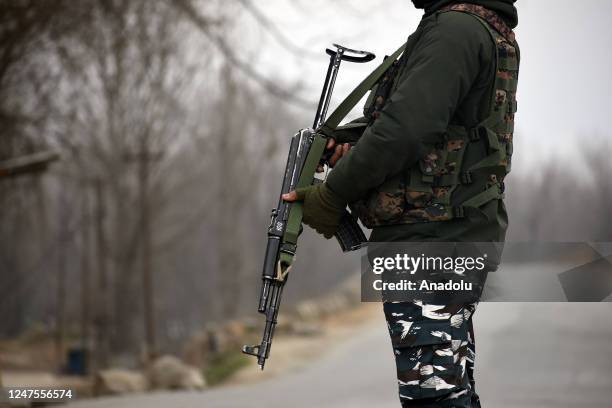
[1,0,611,407]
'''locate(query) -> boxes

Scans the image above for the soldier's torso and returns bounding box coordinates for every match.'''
[354,4,520,240]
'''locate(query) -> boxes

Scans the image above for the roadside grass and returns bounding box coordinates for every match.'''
[204,350,250,386]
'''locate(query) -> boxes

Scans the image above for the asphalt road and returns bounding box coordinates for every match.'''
[68,303,612,408]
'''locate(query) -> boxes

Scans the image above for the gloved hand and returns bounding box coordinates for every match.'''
[282,183,346,239]
[316,138,351,173]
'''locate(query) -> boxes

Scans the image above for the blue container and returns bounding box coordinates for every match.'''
[66,347,88,375]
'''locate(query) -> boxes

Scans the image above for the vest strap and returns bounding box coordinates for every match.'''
[461,183,504,208]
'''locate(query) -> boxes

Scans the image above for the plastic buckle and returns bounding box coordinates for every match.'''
[281,243,297,256]
[453,206,466,218]
[460,171,473,184]
[432,175,442,187]
[469,127,481,142]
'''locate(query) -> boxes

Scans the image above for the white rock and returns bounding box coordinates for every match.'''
[148,355,206,390]
[94,369,148,396]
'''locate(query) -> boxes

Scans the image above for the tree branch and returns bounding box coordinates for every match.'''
[172,0,314,109]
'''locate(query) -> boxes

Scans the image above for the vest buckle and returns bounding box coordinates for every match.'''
[460,171,473,184]
[469,127,482,142]
[453,206,466,218]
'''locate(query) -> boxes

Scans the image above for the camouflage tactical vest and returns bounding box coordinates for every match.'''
[352,4,520,228]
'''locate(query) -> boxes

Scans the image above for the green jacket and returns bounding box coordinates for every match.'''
[326,0,518,243]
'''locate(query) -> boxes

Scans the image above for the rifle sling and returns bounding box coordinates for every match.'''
[319,41,407,134]
[280,42,407,273]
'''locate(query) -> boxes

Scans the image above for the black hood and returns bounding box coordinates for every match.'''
[412,0,518,28]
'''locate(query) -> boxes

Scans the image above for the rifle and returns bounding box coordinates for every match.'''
[242,44,375,370]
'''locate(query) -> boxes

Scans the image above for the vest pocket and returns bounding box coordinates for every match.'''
[352,175,408,228]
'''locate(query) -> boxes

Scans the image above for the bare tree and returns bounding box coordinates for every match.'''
[0,0,358,371]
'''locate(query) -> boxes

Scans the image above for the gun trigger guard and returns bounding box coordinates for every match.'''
[276,260,291,282]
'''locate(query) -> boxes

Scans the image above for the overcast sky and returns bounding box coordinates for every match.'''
[236,0,612,175]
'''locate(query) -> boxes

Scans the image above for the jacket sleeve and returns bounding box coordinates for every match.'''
[326,12,491,203]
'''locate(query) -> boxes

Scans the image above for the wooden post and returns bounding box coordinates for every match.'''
[80,188,92,363]
[93,179,109,370]
[55,228,67,371]
[138,142,156,362]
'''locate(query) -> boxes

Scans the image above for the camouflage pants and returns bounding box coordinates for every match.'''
[384,301,480,407]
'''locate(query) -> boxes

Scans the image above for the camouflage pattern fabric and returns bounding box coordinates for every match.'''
[440,3,515,43]
[384,301,480,407]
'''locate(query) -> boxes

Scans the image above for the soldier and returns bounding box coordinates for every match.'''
[284,0,519,406]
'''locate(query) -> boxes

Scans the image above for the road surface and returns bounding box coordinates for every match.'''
[69,303,612,408]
